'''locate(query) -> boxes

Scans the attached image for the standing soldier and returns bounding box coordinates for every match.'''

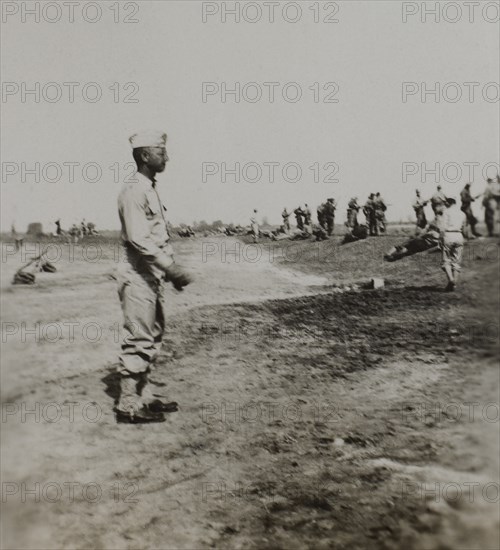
[364,194,377,236]
[87,221,97,236]
[303,204,312,227]
[437,197,465,291]
[482,179,497,237]
[250,209,259,243]
[323,198,336,236]
[317,203,327,230]
[281,208,291,232]
[116,130,192,424]
[346,197,360,230]
[460,183,482,238]
[294,206,305,230]
[374,193,387,234]
[413,190,428,235]
[431,185,447,215]
[11,223,23,252]
[69,224,80,243]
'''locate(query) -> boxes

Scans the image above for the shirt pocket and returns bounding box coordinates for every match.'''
[144,192,161,219]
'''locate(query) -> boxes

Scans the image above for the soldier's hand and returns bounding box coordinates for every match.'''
[165,264,192,291]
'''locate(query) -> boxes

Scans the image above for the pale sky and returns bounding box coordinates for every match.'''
[1,0,499,232]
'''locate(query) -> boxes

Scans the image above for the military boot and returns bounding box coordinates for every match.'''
[115,373,166,424]
[138,371,178,414]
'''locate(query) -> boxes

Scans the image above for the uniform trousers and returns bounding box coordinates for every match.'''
[117,255,167,375]
[441,232,464,273]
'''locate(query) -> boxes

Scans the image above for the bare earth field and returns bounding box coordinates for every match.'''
[1,232,499,550]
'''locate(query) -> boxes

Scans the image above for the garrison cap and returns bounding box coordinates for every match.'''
[129,130,167,149]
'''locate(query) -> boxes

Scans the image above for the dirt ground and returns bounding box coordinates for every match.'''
[1,231,499,550]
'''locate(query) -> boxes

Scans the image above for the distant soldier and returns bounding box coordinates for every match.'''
[281,208,291,232]
[250,209,259,243]
[374,193,387,234]
[294,206,305,230]
[363,194,378,236]
[317,203,327,230]
[437,197,466,291]
[55,219,62,236]
[482,179,498,237]
[346,197,360,230]
[460,183,481,238]
[323,198,336,236]
[81,219,88,236]
[11,223,23,251]
[430,185,447,215]
[412,190,428,234]
[69,224,80,243]
[87,221,98,236]
[303,204,312,226]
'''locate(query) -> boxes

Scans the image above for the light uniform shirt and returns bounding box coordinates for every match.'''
[118,172,174,279]
[439,205,465,232]
[413,198,425,211]
[431,192,447,206]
